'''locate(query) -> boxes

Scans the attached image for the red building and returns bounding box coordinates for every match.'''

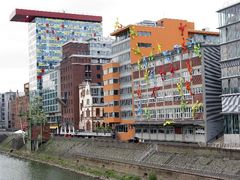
[60,40,111,134]
[10,83,29,130]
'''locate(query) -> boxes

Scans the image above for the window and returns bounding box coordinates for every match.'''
[115,112,119,118]
[96,108,100,117]
[184,127,193,134]
[86,109,90,117]
[114,90,118,95]
[85,72,91,78]
[166,127,174,134]
[136,128,141,133]
[137,31,151,36]
[116,124,128,132]
[97,74,101,79]
[87,99,90,105]
[96,65,101,70]
[113,79,118,83]
[114,101,119,106]
[224,114,240,134]
[85,65,91,71]
[138,43,152,48]
[113,67,118,73]
[150,129,157,134]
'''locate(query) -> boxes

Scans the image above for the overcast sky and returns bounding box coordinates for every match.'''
[0,0,235,92]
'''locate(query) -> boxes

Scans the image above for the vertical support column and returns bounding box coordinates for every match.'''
[64,126,67,134]
[68,126,71,134]
[72,126,75,134]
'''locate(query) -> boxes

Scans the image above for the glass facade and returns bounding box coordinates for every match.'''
[224,114,240,134]
[218,3,240,138]
[29,17,102,93]
[111,31,133,120]
[218,4,240,28]
[42,67,61,124]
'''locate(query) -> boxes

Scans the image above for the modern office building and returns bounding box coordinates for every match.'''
[132,44,222,143]
[0,92,16,129]
[79,82,104,132]
[217,2,240,144]
[42,65,61,133]
[60,39,112,134]
[10,9,103,95]
[103,18,219,140]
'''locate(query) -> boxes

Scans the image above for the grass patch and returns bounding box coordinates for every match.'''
[148,173,157,180]
[120,175,141,180]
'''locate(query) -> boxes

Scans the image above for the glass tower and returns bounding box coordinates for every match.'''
[28,17,102,94]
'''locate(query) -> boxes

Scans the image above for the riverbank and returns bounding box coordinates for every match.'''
[1,135,240,180]
[0,136,140,180]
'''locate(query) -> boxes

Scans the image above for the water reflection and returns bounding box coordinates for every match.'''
[0,154,95,180]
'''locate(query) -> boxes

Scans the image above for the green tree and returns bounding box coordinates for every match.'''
[26,96,47,150]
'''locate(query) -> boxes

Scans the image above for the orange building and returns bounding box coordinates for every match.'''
[103,19,219,141]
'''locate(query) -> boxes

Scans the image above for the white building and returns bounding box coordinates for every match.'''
[79,82,104,132]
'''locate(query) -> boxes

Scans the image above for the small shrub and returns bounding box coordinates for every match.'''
[148,173,157,180]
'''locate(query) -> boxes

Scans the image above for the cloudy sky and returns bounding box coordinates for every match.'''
[0,0,234,92]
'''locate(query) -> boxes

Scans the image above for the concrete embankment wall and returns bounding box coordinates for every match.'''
[0,134,7,143]
[155,142,240,160]
[40,137,240,179]
[1,136,240,180]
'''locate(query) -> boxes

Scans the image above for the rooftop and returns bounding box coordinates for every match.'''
[217,1,240,12]
[10,8,102,23]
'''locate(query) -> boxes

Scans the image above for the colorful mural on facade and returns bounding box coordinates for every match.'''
[34,17,102,89]
[132,23,202,125]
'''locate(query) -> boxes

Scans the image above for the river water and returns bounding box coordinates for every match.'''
[0,153,96,180]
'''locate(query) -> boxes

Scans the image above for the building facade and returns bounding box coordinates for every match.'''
[42,65,61,133]
[10,83,29,130]
[10,9,102,95]
[60,39,112,134]
[218,3,240,144]
[103,18,219,140]
[0,92,16,129]
[79,82,104,132]
[132,44,222,143]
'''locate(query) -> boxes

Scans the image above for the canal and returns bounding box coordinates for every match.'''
[0,153,96,180]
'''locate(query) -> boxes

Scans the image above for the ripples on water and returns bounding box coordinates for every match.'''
[0,154,96,180]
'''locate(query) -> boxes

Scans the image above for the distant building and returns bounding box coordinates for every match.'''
[10,9,103,95]
[217,2,240,144]
[10,83,29,130]
[79,82,104,132]
[103,18,219,140]
[0,92,16,129]
[60,38,112,134]
[42,65,61,133]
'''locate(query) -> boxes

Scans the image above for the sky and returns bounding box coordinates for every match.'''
[0,0,235,92]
